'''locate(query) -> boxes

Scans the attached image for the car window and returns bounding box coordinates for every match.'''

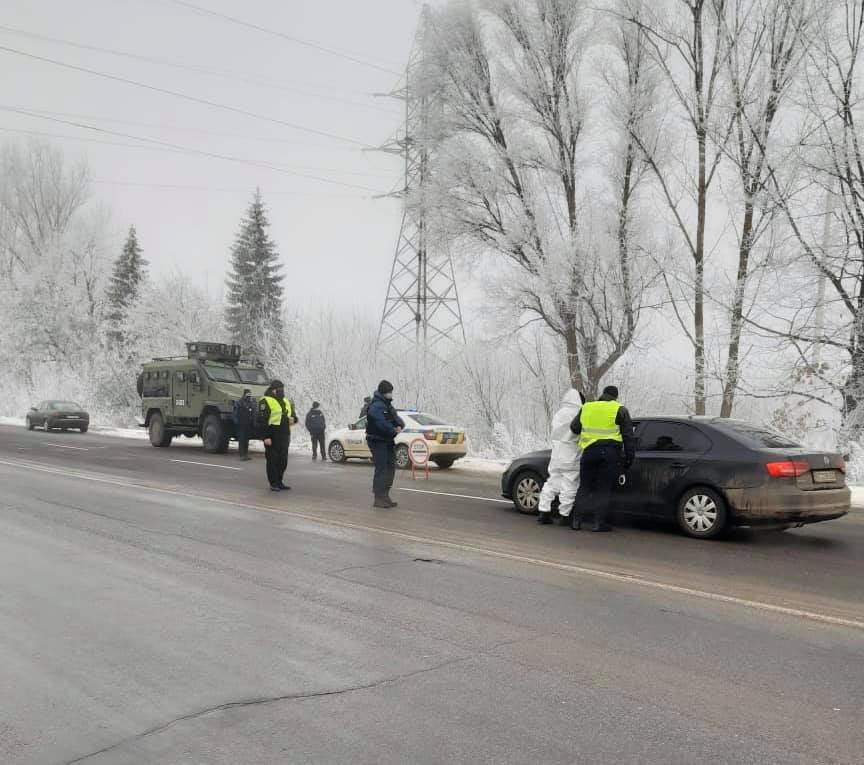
[354,417,367,429]
[409,413,448,426]
[638,422,711,452]
[37,401,46,410]
[715,421,800,449]
[202,362,240,383]
[49,401,81,410]
[175,371,186,383]
[236,367,270,385]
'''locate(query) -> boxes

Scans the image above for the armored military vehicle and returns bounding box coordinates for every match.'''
[138,341,271,453]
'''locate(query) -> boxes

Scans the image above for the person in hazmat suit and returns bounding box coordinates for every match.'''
[537,388,585,525]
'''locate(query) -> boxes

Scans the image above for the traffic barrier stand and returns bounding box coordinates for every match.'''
[409,438,430,480]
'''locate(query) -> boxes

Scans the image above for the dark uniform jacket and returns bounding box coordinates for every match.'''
[305,407,326,434]
[232,396,256,427]
[365,392,404,444]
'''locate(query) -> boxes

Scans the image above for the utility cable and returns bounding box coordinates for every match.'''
[0,44,373,147]
[0,107,381,192]
[163,0,401,76]
[0,24,399,115]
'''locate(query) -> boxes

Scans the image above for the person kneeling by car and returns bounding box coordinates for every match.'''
[537,389,585,526]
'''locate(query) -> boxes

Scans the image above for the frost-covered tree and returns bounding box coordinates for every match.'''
[224,190,284,360]
[423,0,656,397]
[106,225,147,344]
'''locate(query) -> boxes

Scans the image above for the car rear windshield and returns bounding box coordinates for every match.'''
[236,367,270,385]
[49,401,82,410]
[202,363,240,383]
[408,414,449,426]
[718,421,800,449]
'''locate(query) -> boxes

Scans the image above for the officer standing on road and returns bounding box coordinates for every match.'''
[258,379,296,492]
[365,380,404,508]
[569,385,635,532]
[537,389,585,526]
[232,389,256,461]
[305,401,327,461]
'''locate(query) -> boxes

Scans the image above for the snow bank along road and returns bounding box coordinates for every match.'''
[0,424,862,764]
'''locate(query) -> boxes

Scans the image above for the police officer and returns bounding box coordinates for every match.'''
[569,385,635,531]
[258,379,296,492]
[365,380,404,508]
[232,389,256,461]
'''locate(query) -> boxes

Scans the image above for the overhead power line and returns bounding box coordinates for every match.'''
[0,44,373,147]
[92,179,367,198]
[164,0,402,76]
[0,107,382,192]
[0,24,399,115]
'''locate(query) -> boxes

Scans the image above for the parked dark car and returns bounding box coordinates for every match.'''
[26,401,90,433]
[501,417,850,539]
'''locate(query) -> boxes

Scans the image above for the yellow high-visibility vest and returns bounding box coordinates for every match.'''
[578,400,623,450]
[262,396,292,426]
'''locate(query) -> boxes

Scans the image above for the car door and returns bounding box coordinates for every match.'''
[173,370,195,422]
[33,401,46,427]
[630,421,712,518]
[345,417,369,455]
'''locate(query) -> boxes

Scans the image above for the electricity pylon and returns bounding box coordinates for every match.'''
[376,5,465,360]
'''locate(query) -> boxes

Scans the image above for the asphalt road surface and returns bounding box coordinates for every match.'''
[0,423,862,764]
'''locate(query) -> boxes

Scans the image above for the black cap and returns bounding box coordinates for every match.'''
[377,379,394,395]
[243,388,251,395]
[269,379,284,389]
[602,385,619,399]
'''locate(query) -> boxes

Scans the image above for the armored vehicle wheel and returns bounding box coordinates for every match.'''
[148,413,173,447]
[202,413,229,454]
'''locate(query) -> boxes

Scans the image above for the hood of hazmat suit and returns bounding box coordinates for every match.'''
[548,389,584,474]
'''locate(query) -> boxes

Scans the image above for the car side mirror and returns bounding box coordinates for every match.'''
[348,423,355,430]
[30,407,37,412]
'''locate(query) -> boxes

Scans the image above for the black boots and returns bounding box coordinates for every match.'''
[373,495,398,508]
[537,512,553,524]
[570,515,582,531]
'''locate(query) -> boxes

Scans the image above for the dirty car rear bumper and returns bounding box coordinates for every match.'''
[725,485,850,526]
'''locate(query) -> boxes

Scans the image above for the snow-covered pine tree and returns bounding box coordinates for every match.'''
[106,225,147,344]
[225,190,284,360]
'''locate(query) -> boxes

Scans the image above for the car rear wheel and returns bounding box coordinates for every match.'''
[328,441,347,463]
[395,444,410,470]
[513,470,543,514]
[148,413,173,447]
[677,487,727,539]
[26,417,34,431]
[433,458,455,470]
[202,414,229,454]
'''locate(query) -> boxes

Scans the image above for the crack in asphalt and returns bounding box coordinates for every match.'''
[63,653,478,764]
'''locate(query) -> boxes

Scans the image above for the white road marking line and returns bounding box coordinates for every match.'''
[0,456,862,632]
[169,459,242,471]
[42,442,89,451]
[398,487,511,504]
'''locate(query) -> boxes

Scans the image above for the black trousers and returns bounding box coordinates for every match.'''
[368,439,396,497]
[574,444,621,526]
[310,431,326,459]
[236,424,250,457]
[265,436,288,486]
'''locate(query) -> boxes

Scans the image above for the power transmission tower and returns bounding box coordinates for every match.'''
[376,5,465,360]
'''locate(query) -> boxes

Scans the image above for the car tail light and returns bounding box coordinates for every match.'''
[422,430,437,441]
[765,460,810,478]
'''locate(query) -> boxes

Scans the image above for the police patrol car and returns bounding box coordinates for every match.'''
[328,411,468,469]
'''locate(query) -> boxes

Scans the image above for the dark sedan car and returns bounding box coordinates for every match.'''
[26,400,90,433]
[501,417,850,539]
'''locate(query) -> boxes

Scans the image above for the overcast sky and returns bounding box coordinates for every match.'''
[1,0,426,313]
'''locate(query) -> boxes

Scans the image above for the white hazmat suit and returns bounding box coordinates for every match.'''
[538,389,584,518]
